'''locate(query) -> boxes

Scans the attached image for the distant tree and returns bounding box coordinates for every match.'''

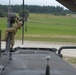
[60,11,66,16]
[19,9,29,21]
[0,4,76,14]
[0,10,5,17]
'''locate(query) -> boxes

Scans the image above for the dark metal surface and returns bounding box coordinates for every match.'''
[56,0,76,12]
[0,48,76,75]
[58,46,76,55]
[6,7,13,52]
[6,34,11,52]
[22,0,25,44]
[0,30,1,57]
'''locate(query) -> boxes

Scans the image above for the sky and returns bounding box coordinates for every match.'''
[0,0,66,9]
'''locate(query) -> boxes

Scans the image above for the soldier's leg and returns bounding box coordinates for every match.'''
[3,30,9,41]
[11,33,15,48]
[3,28,16,41]
[6,28,16,33]
[6,28,16,48]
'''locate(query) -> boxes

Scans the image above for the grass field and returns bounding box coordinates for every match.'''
[0,13,76,42]
[64,56,76,67]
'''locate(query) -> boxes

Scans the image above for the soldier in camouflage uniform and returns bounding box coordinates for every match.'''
[3,16,23,48]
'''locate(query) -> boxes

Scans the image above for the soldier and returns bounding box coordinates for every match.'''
[3,16,23,48]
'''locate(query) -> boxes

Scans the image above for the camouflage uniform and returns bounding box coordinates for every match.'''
[4,17,22,48]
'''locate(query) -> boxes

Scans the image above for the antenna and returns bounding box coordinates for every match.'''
[9,0,11,6]
[22,0,25,44]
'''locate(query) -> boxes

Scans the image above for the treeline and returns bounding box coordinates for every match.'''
[0,4,75,17]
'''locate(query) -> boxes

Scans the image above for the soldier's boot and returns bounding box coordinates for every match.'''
[11,42,14,49]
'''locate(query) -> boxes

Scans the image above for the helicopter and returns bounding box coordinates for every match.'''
[0,0,76,75]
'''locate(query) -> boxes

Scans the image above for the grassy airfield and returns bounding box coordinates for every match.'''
[0,13,76,42]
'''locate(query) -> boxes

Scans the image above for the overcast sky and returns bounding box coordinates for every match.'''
[0,0,66,8]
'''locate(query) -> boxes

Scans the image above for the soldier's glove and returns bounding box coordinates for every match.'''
[16,17,23,21]
[18,18,23,21]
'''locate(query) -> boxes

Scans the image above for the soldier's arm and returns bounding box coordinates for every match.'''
[15,17,23,29]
